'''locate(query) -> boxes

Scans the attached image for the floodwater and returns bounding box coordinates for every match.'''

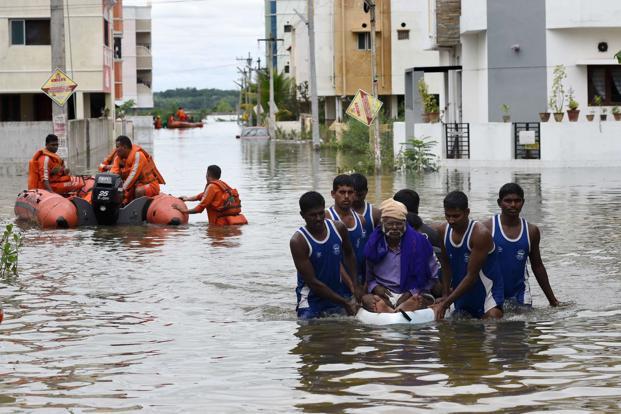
[1,118,621,413]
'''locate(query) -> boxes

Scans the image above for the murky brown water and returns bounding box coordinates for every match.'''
[2,118,621,412]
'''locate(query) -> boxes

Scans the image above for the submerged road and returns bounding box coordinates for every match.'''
[1,118,621,412]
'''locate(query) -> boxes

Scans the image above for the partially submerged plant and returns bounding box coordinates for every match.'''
[396,136,439,173]
[1,223,21,278]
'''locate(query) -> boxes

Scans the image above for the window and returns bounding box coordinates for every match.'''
[397,29,410,40]
[284,64,290,74]
[114,37,122,59]
[10,19,50,45]
[588,65,621,105]
[104,19,110,47]
[284,24,292,33]
[357,32,371,50]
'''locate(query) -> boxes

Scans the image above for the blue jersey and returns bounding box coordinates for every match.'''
[492,214,532,305]
[328,206,366,284]
[296,220,350,318]
[362,201,377,236]
[444,220,504,318]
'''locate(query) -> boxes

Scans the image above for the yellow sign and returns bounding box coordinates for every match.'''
[346,89,383,127]
[41,68,77,106]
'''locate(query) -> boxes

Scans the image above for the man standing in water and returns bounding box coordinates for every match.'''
[431,191,504,320]
[483,183,559,307]
[326,175,367,287]
[290,191,360,319]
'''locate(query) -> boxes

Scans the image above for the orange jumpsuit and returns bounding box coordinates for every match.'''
[28,148,83,194]
[194,180,247,226]
[111,145,165,203]
[176,109,188,121]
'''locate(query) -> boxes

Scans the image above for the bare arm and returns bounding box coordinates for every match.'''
[290,233,355,313]
[335,221,362,301]
[529,224,559,306]
[437,224,452,297]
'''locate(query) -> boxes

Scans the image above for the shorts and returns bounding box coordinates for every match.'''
[454,277,504,319]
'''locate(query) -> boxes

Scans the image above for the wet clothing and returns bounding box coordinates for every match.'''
[327,207,366,284]
[111,145,165,203]
[444,220,504,318]
[361,201,377,236]
[28,148,83,194]
[365,224,439,295]
[296,220,350,319]
[492,214,532,305]
[176,109,188,121]
[194,179,247,226]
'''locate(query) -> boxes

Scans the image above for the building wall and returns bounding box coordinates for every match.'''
[0,0,109,94]
[333,0,392,96]
[546,27,621,116]
[275,0,305,74]
[121,8,138,103]
[546,0,621,29]
[486,0,547,122]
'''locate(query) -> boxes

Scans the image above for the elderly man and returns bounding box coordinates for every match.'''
[362,198,440,313]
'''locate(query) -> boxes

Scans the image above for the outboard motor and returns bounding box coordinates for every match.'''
[91,173,124,225]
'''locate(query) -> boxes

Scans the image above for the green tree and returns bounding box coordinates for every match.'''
[214,98,234,113]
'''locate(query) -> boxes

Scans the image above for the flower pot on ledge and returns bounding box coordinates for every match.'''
[614,113,621,121]
[586,114,595,121]
[502,115,511,123]
[426,112,440,123]
[539,112,551,122]
[600,114,607,121]
[567,109,580,122]
[553,112,564,122]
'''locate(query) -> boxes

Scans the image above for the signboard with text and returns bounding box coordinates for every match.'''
[345,89,383,127]
[41,68,77,106]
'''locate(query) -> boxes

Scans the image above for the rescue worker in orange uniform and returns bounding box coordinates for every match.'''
[28,134,84,194]
[175,165,248,226]
[110,135,166,204]
[176,107,188,122]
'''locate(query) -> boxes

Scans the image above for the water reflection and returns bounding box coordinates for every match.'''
[204,225,242,248]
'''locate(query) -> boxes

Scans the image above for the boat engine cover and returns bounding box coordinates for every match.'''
[92,173,124,225]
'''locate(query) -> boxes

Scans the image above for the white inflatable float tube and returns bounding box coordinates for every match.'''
[356,308,450,325]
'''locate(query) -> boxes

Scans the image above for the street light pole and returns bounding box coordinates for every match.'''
[366,0,381,171]
[307,0,321,150]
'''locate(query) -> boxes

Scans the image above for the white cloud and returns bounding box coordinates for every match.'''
[126,0,265,91]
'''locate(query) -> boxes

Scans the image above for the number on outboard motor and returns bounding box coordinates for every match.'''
[92,173,124,225]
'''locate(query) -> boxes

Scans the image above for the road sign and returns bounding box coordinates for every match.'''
[41,68,77,106]
[346,89,383,127]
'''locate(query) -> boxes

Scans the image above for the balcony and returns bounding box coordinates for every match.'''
[136,45,152,70]
[135,19,151,33]
[137,83,153,108]
[547,0,621,29]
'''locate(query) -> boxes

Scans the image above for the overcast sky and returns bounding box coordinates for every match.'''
[126,0,265,91]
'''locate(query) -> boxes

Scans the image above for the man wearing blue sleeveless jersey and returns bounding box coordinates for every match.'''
[327,175,367,287]
[483,183,559,307]
[351,173,381,237]
[431,191,504,320]
[291,191,360,319]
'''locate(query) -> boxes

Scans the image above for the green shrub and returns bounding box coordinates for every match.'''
[396,136,439,173]
[1,224,21,278]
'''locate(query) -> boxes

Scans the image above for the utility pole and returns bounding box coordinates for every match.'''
[51,0,67,156]
[256,58,262,124]
[365,0,381,171]
[294,5,320,150]
[246,53,254,125]
[258,37,283,139]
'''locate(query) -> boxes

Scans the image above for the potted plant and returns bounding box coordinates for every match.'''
[550,65,567,122]
[601,107,608,121]
[417,78,439,123]
[566,88,580,122]
[613,106,621,121]
[501,104,511,122]
[586,110,595,122]
[539,99,552,122]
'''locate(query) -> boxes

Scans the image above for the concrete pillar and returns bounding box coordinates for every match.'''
[324,96,336,123]
[335,97,343,122]
[390,95,398,119]
[75,92,85,119]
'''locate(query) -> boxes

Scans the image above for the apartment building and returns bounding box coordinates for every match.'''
[113,2,153,109]
[0,0,116,121]
[288,0,441,122]
[413,0,621,124]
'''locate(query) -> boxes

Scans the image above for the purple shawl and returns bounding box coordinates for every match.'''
[364,223,434,293]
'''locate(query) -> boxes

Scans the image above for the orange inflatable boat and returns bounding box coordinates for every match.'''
[167,119,204,129]
[14,173,189,228]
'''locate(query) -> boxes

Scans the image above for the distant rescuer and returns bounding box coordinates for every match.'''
[430,191,505,320]
[290,191,360,319]
[175,165,248,225]
[362,198,440,313]
[483,183,560,307]
[28,134,83,194]
[110,135,165,204]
